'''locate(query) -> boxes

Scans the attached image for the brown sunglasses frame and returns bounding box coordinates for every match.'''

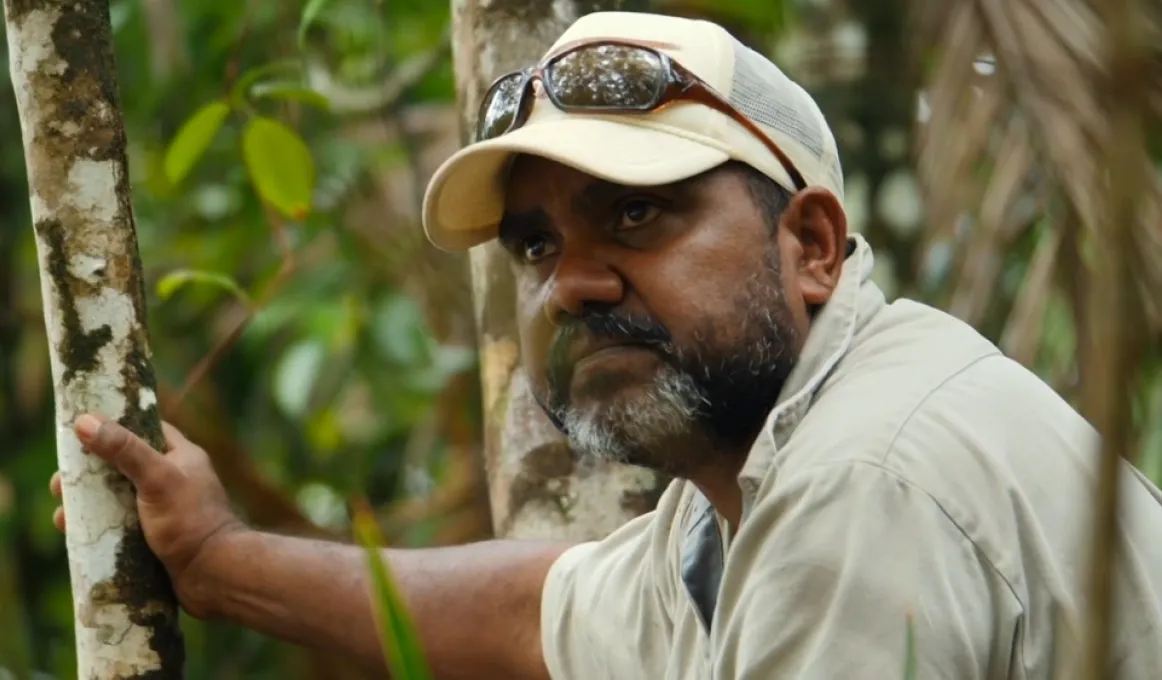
[475,37,807,191]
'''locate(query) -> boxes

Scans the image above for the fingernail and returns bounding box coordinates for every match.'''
[76,414,101,442]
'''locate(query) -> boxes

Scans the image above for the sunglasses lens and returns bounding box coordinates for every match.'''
[476,73,526,140]
[545,44,665,109]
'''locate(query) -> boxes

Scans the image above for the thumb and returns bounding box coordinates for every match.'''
[75,414,169,496]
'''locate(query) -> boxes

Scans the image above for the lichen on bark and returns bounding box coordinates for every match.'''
[5,0,182,676]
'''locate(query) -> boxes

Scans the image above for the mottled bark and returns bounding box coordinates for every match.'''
[4,0,182,677]
[450,0,664,540]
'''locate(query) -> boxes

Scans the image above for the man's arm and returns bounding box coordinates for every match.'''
[53,415,567,680]
[198,530,566,680]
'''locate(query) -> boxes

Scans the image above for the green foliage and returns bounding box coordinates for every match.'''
[229,60,304,105]
[1,0,463,676]
[299,0,338,48]
[164,100,231,185]
[353,500,433,680]
[242,116,316,218]
[163,61,321,220]
[156,268,251,306]
[2,1,1160,679]
[249,81,332,111]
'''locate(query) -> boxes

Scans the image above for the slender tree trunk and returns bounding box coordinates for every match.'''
[4,0,183,676]
[450,0,664,540]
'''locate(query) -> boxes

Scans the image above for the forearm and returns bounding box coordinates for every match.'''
[194,529,571,680]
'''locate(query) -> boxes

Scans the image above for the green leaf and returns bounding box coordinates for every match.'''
[249,81,331,111]
[242,116,316,219]
[352,500,433,680]
[163,100,231,185]
[156,268,250,306]
[298,0,335,48]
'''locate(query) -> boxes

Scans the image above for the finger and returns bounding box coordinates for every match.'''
[54,505,66,533]
[75,414,168,495]
[161,421,187,451]
[50,471,61,499]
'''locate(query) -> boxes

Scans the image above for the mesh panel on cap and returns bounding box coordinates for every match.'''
[727,39,845,194]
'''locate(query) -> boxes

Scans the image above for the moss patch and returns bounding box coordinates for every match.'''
[35,218,112,383]
[116,341,164,453]
[88,526,185,679]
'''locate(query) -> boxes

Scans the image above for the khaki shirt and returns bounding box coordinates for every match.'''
[540,235,1162,679]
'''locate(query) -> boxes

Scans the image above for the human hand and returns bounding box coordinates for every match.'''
[50,414,246,619]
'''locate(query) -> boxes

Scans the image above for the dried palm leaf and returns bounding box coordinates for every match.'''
[946,116,1039,326]
[1001,227,1061,367]
[916,2,1159,679]
[913,0,1162,338]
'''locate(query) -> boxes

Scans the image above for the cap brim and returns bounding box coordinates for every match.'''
[422,115,730,252]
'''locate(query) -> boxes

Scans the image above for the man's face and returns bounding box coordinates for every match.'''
[499,156,810,476]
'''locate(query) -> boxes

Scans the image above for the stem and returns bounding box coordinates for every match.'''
[168,256,295,413]
[1080,0,1150,677]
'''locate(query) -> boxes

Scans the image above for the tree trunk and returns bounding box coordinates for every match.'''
[4,0,183,676]
[450,0,664,540]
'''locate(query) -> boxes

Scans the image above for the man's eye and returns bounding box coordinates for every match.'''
[617,200,661,230]
[519,235,558,263]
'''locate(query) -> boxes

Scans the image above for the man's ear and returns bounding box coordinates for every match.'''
[781,187,848,305]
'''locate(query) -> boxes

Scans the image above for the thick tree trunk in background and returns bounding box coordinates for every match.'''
[4,0,183,676]
[450,0,663,540]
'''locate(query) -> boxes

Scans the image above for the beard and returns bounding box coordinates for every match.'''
[537,250,802,477]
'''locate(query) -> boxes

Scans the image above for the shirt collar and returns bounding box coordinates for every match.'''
[738,234,886,489]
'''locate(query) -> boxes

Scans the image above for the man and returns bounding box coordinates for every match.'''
[51,11,1162,680]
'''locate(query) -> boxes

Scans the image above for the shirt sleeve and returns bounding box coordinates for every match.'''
[714,460,1015,680]
[540,480,692,680]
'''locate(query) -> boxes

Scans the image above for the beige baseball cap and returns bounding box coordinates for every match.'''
[421,11,844,252]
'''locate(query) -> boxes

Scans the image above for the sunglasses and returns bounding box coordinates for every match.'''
[474,39,807,192]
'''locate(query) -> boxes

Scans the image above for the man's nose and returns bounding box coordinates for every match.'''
[545,252,625,325]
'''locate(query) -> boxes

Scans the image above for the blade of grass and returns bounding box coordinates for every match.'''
[903,612,917,680]
[352,498,433,680]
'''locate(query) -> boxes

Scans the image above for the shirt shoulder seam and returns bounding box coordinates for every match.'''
[793,456,1026,619]
[877,349,1001,464]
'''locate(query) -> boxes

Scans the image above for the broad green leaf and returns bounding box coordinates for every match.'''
[352,500,433,680]
[156,268,250,305]
[163,100,231,185]
[242,116,316,219]
[249,81,331,111]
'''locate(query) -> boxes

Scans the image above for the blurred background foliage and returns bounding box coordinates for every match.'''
[0,0,1158,678]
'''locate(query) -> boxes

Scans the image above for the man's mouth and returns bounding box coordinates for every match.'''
[574,343,653,370]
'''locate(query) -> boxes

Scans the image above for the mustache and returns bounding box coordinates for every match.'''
[549,310,673,374]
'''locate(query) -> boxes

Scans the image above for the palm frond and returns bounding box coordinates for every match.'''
[914,0,1162,337]
[915,3,1159,679]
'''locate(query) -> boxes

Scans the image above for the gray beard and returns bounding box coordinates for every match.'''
[558,368,708,473]
[551,263,800,477]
